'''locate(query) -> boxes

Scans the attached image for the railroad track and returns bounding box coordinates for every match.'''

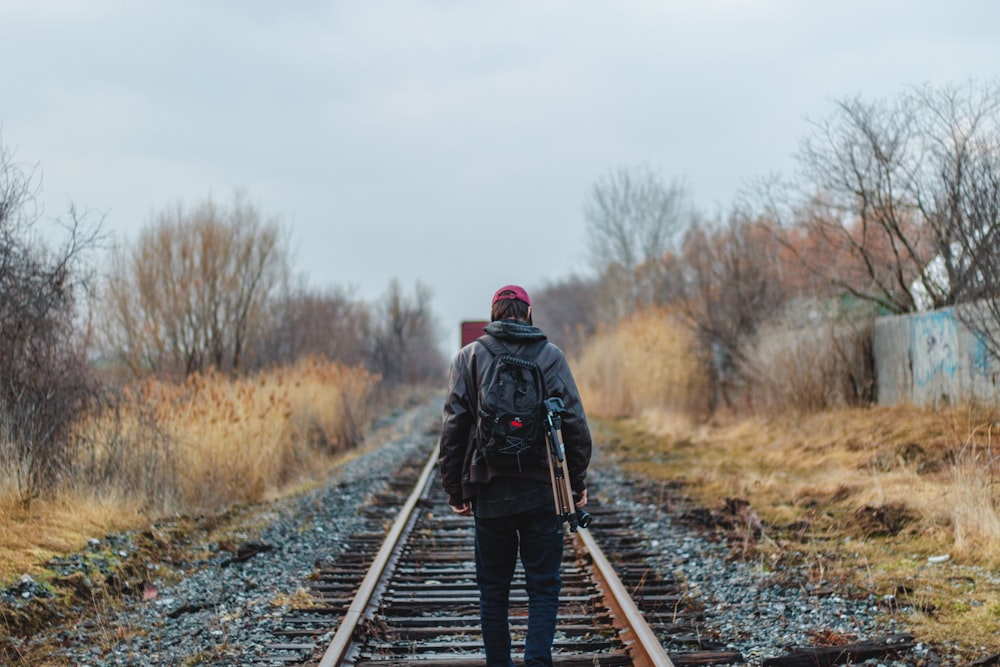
[252,445,745,667]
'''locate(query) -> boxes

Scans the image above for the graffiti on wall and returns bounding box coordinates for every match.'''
[912,310,958,387]
[876,304,1000,405]
[970,331,997,378]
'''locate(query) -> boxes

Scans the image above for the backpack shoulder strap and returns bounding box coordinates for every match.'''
[477,335,508,359]
[477,334,546,362]
[477,335,549,398]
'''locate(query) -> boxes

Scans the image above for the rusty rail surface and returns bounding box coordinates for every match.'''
[254,441,745,667]
[316,445,439,667]
[578,526,674,667]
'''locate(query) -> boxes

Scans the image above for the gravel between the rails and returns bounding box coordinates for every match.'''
[10,398,952,666]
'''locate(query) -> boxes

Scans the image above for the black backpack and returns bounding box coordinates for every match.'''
[475,335,548,471]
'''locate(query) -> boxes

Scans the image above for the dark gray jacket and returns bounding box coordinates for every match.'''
[438,320,592,507]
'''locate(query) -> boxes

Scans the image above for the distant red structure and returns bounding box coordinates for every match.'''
[460,320,489,348]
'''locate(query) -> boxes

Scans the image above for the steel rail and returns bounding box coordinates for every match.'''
[316,442,674,667]
[577,527,676,667]
[316,445,439,667]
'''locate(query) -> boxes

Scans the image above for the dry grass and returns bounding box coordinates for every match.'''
[624,404,1000,654]
[0,357,378,585]
[271,586,321,610]
[632,404,1000,556]
[0,492,140,586]
[600,401,1000,655]
[573,308,711,420]
[573,309,1000,656]
[742,307,873,412]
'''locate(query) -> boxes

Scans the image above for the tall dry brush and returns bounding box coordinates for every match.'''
[572,308,710,421]
[0,140,101,503]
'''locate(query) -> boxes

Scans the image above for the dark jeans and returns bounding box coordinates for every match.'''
[474,506,563,667]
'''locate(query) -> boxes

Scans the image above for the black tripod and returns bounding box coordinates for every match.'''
[543,397,592,532]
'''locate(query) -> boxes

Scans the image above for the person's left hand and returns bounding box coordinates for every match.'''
[574,488,588,509]
[450,502,472,517]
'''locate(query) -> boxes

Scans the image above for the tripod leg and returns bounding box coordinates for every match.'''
[554,426,578,531]
[559,457,576,511]
[546,442,563,520]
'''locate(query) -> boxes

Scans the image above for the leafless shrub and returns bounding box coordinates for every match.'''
[251,283,371,369]
[368,279,446,386]
[73,392,179,514]
[585,165,690,319]
[677,210,794,410]
[531,275,601,358]
[99,191,289,379]
[0,140,101,501]
[741,299,875,413]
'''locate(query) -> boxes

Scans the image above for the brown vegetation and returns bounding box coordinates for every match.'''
[6,79,1000,660]
[574,309,1000,657]
[0,144,102,504]
[100,192,289,379]
[0,161,443,604]
[0,359,378,584]
[573,309,711,420]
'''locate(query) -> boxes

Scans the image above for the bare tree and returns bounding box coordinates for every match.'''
[0,140,101,500]
[368,279,446,386]
[909,82,1000,304]
[251,282,371,369]
[767,94,928,314]
[906,83,1000,357]
[100,191,289,378]
[678,211,792,409]
[585,166,689,319]
[769,81,1000,317]
[764,81,1000,359]
[530,275,601,358]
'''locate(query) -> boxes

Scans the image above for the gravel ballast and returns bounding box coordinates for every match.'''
[4,398,952,666]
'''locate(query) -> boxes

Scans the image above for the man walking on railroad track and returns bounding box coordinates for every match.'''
[438,284,592,667]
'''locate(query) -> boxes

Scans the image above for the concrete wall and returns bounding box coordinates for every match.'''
[874,306,1000,406]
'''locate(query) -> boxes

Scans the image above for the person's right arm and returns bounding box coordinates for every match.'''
[550,354,592,495]
[438,347,475,509]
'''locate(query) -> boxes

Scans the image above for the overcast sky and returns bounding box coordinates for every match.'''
[4,1,1000,352]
